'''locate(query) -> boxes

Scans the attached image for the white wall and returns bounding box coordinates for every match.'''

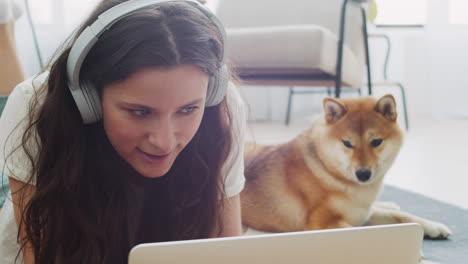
[13,0,100,77]
[369,0,468,120]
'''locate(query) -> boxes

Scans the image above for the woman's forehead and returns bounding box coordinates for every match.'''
[103,65,209,108]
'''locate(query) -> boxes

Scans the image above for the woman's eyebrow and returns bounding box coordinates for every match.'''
[119,102,152,109]
[178,98,204,109]
[119,98,205,110]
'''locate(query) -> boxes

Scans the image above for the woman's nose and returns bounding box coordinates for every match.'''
[147,117,176,153]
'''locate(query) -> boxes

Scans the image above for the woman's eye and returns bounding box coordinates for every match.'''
[129,109,150,117]
[342,140,353,149]
[180,106,199,114]
[371,139,383,148]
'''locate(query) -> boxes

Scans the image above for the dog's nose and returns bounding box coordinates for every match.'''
[355,169,372,182]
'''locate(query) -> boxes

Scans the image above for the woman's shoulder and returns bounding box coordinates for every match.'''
[9,71,48,99]
[1,71,48,124]
[0,72,48,184]
[1,71,48,126]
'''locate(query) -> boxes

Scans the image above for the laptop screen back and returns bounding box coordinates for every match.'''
[129,223,423,264]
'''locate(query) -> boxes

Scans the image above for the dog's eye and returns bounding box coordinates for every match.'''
[371,139,383,148]
[342,140,353,149]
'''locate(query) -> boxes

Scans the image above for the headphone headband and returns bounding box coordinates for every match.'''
[66,0,229,124]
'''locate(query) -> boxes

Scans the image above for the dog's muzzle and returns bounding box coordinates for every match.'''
[355,169,372,182]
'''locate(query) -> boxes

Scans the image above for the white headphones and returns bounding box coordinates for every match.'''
[66,0,229,124]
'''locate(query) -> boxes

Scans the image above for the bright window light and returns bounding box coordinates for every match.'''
[374,0,427,26]
[28,0,54,24]
[449,0,468,24]
[64,0,100,29]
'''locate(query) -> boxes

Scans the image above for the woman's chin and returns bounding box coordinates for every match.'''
[139,169,170,179]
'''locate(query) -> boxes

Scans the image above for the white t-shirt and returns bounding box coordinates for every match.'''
[0,72,246,263]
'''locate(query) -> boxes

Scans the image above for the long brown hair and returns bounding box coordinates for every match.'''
[16,1,233,263]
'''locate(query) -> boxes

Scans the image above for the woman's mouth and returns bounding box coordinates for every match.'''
[137,148,170,163]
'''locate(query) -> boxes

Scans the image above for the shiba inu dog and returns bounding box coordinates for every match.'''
[242,94,452,239]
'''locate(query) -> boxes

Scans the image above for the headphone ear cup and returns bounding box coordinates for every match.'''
[83,81,103,123]
[205,64,229,107]
[69,80,102,124]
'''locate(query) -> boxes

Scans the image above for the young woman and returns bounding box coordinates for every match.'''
[0,0,246,263]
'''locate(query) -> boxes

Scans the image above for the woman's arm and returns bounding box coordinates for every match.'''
[216,194,242,237]
[9,177,36,264]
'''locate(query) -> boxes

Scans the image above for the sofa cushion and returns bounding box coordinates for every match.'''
[226,24,364,88]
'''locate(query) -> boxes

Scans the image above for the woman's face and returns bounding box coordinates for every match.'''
[101,65,209,178]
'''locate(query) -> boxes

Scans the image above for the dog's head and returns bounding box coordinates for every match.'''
[316,94,403,185]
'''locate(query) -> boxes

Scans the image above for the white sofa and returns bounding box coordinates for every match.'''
[215,0,368,89]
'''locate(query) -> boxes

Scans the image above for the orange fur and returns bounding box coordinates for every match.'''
[241,95,452,239]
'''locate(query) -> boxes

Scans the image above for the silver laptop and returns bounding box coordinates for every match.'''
[129,223,423,264]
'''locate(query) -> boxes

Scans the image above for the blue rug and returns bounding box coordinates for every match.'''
[380,185,468,263]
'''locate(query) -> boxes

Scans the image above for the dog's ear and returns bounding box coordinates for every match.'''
[375,94,397,122]
[323,97,347,124]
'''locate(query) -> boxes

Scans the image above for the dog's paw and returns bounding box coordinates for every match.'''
[422,221,452,239]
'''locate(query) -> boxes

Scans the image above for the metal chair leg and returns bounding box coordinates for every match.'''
[361,6,372,96]
[285,87,294,125]
[397,82,409,130]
